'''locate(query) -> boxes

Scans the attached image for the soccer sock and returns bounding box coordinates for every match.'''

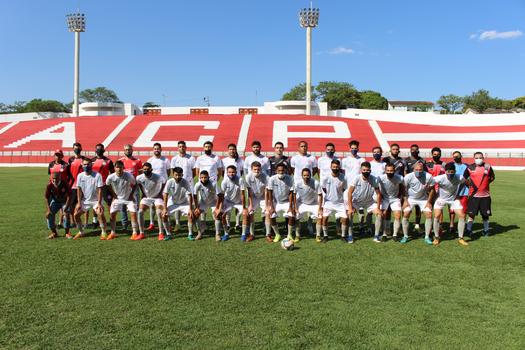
[76,222,85,235]
[163,219,172,236]
[250,221,255,236]
[214,219,222,236]
[341,223,348,237]
[335,217,341,234]
[156,209,164,234]
[316,222,322,236]
[374,216,382,236]
[242,224,248,236]
[393,218,401,237]
[110,220,116,234]
[322,226,328,237]
[225,214,231,229]
[271,223,279,236]
[384,219,391,236]
[425,218,432,239]
[358,212,365,227]
[131,221,138,234]
[483,219,489,232]
[175,211,181,226]
[99,221,107,235]
[188,221,193,236]
[265,220,272,236]
[433,218,441,238]
[138,210,144,233]
[295,222,301,237]
[402,218,409,237]
[458,218,465,238]
[467,220,474,232]
[149,207,154,226]
[235,212,241,227]
[287,224,294,238]
[347,222,353,237]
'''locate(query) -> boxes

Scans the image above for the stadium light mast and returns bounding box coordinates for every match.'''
[66,12,86,117]
[299,4,319,115]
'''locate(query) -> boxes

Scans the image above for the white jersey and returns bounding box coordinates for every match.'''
[194,181,221,208]
[106,172,136,200]
[170,154,196,183]
[404,172,435,200]
[370,160,386,177]
[77,171,104,202]
[222,157,245,177]
[317,155,338,183]
[147,156,171,181]
[379,174,403,200]
[434,174,465,202]
[244,154,270,175]
[294,179,321,206]
[245,173,268,200]
[291,154,318,182]
[321,173,347,204]
[195,154,223,183]
[267,174,294,204]
[163,178,193,205]
[342,155,365,184]
[221,176,246,204]
[350,175,379,203]
[136,173,165,198]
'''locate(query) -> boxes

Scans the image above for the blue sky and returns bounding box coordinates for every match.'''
[0,0,524,107]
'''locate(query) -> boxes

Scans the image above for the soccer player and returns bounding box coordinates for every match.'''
[379,164,406,242]
[146,143,171,230]
[245,161,268,241]
[73,158,108,239]
[222,143,245,231]
[214,165,248,241]
[265,163,295,243]
[428,162,468,246]
[268,141,291,175]
[321,160,347,242]
[342,140,366,235]
[195,141,224,184]
[426,147,448,235]
[45,172,71,239]
[47,149,71,229]
[294,168,323,242]
[67,142,88,227]
[370,146,386,177]
[317,143,338,183]
[402,161,435,244]
[162,167,194,241]
[91,144,115,226]
[118,144,142,229]
[193,170,223,241]
[451,151,469,232]
[383,143,406,176]
[136,162,168,240]
[244,140,270,175]
[170,140,196,231]
[106,160,138,240]
[404,144,427,233]
[464,152,495,237]
[347,162,382,243]
[291,140,318,183]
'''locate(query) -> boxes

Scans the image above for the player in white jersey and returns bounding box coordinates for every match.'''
[214,165,248,242]
[294,168,323,242]
[162,167,195,241]
[317,143,337,183]
[221,143,245,231]
[170,140,196,232]
[370,146,386,177]
[265,163,295,243]
[106,160,138,240]
[73,158,108,240]
[347,162,382,243]
[379,163,405,242]
[243,140,270,176]
[195,140,223,184]
[321,160,347,242]
[342,140,367,234]
[245,161,268,242]
[290,140,318,183]
[428,162,469,246]
[146,142,171,230]
[136,162,167,241]
[193,170,223,241]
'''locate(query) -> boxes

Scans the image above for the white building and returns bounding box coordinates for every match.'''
[79,102,142,116]
[387,100,434,112]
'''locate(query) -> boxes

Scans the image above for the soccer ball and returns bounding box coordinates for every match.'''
[281,238,294,251]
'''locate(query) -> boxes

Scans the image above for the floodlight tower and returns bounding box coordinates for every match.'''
[66,12,86,117]
[299,5,319,115]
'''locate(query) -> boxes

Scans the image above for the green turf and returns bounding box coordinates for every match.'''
[0,168,524,350]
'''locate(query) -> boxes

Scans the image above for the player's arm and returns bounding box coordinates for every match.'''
[347,186,355,214]
[426,188,435,209]
[44,186,52,218]
[64,186,71,210]
[288,190,295,214]
[109,160,115,174]
[162,190,169,217]
[241,189,247,211]
[267,188,275,214]
[214,193,224,217]
[489,167,495,183]
[97,186,103,206]
[375,187,382,207]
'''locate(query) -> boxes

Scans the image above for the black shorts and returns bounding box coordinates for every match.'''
[467,197,492,217]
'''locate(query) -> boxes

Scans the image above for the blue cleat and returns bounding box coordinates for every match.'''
[163,234,173,241]
[373,235,381,243]
[187,234,195,241]
[346,235,354,244]
[240,235,247,242]
[424,237,433,245]
[221,234,230,241]
[400,236,409,244]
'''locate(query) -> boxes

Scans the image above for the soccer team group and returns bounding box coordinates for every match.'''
[45,139,495,246]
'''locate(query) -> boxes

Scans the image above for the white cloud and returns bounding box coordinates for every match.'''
[328,46,355,55]
[471,30,523,40]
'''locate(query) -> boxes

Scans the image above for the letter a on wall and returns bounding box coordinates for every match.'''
[5,122,76,148]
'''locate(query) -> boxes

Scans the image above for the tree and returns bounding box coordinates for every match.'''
[23,99,69,113]
[142,102,160,109]
[437,94,464,113]
[358,90,388,110]
[463,89,493,113]
[513,96,525,109]
[281,83,316,101]
[79,87,120,103]
[315,81,360,110]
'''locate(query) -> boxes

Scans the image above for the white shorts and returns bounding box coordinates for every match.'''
[222,200,244,214]
[81,200,102,212]
[381,198,401,212]
[434,198,463,211]
[110,199,137,213]
[323,202,347,218]
[248,198,266,215]
[351,201,377,214]
[167,203,190,216]
[140,197,164,208]
[297,203,320,220]
[404,198,432,213]
[268,202,293,218]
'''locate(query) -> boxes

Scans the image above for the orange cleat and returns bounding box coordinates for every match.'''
[247,235,255,242]
[135,233,145,240]
[107,233,117,240]
[130,233,138,240]
[65,233,73,239]
[73,233,83,240]
[147,223,155,231]
[100,233,107,240]
[47,232,58,239]
[158,233,165,241]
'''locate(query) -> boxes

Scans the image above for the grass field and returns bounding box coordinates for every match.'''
[0,168,524,350]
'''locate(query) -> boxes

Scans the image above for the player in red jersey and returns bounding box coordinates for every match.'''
[47,149,71,229]
[45,172,71,239]
[67,142,88,227]
[118,144,142,229]
[464,152,495,237]
[90,144,115,227]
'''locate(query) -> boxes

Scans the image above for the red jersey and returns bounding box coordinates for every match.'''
[45,181,71,203]
[466,163,495,198]
[47,160,71,183]
[91,156,115,182]
[68,156,88,188]
[119,156,142,178]
[426,160,445,191]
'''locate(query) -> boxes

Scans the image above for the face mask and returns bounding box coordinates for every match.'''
[362,171,371,178]
[277,174,285,179]
[454,157,461,163]
[332,169,340,175]
[387,173,394,178]
[351,149,358,156]
[432,155,440,162]
[144,170,153,177]
[475,158,484,166]
[154,151,161,156]
[414,171,422,178]
[228,175,236,180]
[96,149,104,157]
[74,149,81,155]
[204,149,212,156]
[202,180,210,186]
[83,165,92,172]
[446,173,454,180]
[373,154,381,161]
[411,151,419,158]
[125,151,133,157]
[326,151,335,157]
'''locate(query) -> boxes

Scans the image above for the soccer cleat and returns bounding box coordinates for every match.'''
[293,235,301,243]
[135,233,145,240]
[47,232,58,239]
[424,237,433,245]
[247,235,255,242]
[265,235,273,243]
[273,233,282,243]
[100,233,108,240]
[147,223,155,231]
[400,236,409,244]
[187,234,195,241]
[458,238,469,246]
[65,233,73,239]
[130,233,138,240]
[315,235,322,243]
[73,233,83,240]
[373,235,382,243]
[163,234,173,241]
[107,233,117,240]
[195,233,203,240]
[321,236,329,243]
[240,235,247,242]
[381,235,388,242]
[158,233,165,241]
[432,238,440,246]
[221,234,230,241]
[346,235,354,244]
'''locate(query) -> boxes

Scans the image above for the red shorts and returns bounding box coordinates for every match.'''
[450,196,468,214]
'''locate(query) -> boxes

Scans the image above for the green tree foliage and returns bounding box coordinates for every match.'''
[142,102,160,109]
[358,90,388,110]
[79,87,120,103]
[281,83,317,101]
[315,81,360,110]
[437,94,464,113]
[512,96,525,109]
[463,89,493,113]
[0,100,68,114]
